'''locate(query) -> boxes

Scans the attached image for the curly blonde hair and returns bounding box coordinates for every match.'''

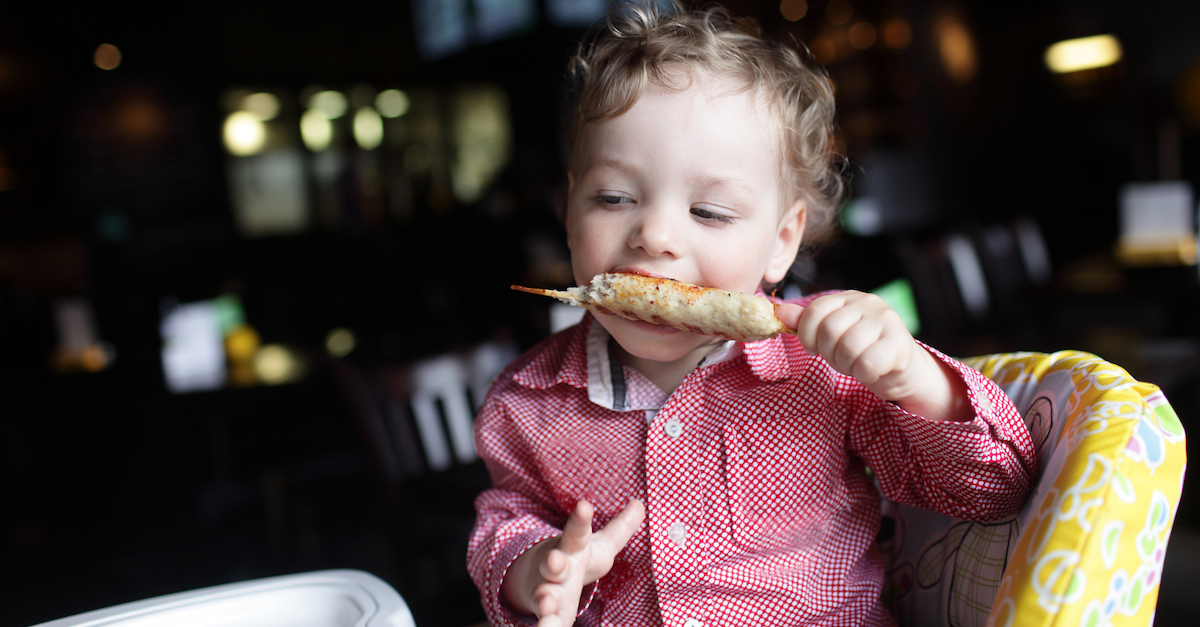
[566,1,844,241]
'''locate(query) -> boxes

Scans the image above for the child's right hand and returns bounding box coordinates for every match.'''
[776,292,970,422]
[502,499,645,627]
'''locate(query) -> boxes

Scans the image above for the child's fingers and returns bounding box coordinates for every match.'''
[559,500,594,554]
[797,294,858,359]
[536,607,572,627]
[539,548,569,583]
[536,614,564,627]
[848,338,898,388]
[817,305,870,360]
[792,293,844,350]
[532,582,561,617]
[596,499,646,553]
[830,315,883,372]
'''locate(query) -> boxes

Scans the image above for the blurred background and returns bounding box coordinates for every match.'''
[1,0,1197,625]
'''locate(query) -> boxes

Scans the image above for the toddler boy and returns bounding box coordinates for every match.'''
[467,4,1035,626]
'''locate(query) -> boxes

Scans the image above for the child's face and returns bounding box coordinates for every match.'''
[566,71,805,364]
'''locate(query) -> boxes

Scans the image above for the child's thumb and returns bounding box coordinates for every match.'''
[774,302,803,333]
[598,499,645,551]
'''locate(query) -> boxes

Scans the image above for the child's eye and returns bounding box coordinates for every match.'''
[593,195,633,206]
[691,206,736,224]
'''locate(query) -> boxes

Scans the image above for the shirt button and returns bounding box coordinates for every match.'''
[663,417,684,438]
[979,395,993,415]
[667,521,687,548]
[684,619,704,627]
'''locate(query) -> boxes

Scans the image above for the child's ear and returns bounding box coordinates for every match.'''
[763,200,806,284]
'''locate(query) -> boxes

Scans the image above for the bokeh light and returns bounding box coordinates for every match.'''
[826,0,853,25]
[1179,62,1200,125]
[354,106,384,150]
[253,345,299,385]
[300,108,333,152]
[242,92,281,121]
[224,325,261,362]
[1044,35,1123,74]
[223,111,266,156]
[114,98,165,142]
[779,0,807,22]
[811,33,837,65]
[325,328,356,357]
[848,22,877,50]
[376,89,411,118]
[935,14,977,83]
[94,43,121,70]
[309,90,348,119]
[882,18,912,49]
[79,344,114,372]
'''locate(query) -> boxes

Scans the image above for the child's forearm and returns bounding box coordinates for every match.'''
[891,349,973,422]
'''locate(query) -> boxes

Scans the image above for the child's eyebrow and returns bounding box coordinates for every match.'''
[583,158,757,202]
[585,157,753,190]
[694,174,756,200]
[584,158,634,177]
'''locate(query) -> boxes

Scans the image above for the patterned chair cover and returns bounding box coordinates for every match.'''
[880,350,1187,626]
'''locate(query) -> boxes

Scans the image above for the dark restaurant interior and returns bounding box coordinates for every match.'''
[1,0,1198,625]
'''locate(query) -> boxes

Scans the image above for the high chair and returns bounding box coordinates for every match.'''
[880,350,1187,626]
[29,570,415,627]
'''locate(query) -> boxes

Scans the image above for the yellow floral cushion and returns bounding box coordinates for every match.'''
[881,351,1187,626]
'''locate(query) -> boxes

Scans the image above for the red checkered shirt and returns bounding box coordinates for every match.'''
[468,307,1034,627]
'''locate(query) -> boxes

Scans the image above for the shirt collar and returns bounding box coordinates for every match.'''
[511,315,592,390]
[585,317,632,410]
[742,287,801,382]
[742,334,796,383]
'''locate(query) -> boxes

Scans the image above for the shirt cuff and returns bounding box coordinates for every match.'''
[887,342,1024,462]
[489,528,601,626]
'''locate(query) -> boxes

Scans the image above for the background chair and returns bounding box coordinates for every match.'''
[880,350,1187,626]
[892,218,1054,355]
[332,340,517,627]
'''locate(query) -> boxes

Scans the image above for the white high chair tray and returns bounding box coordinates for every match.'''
[29,569,416,627]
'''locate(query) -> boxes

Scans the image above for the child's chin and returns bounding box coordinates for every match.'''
[609,323,712,362]
[625,318,682,335]
[602,316,683,344]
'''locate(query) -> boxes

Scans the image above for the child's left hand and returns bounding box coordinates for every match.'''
[775,291,971,422]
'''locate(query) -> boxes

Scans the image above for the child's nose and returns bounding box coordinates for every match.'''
[627,203,682,258]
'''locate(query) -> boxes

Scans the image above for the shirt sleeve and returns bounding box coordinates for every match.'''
[843,342,1036,521]
[467,392,599,626]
